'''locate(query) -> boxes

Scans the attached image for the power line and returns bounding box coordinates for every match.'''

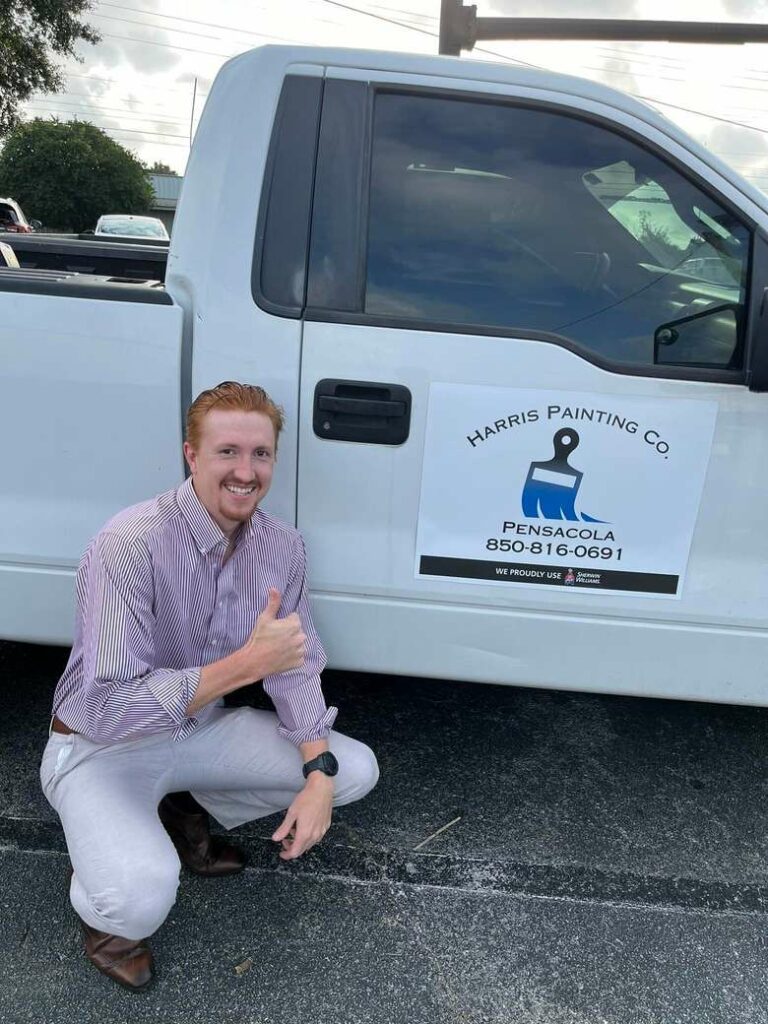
[593,43,768,93]
[636,94,768,136]
[91,123,186,139]
[317,0,440,40]
[590,52,768,95]
[94,0,392,75]
[92,10,222,41]
[105,134,189,148]
[94,0,768,99]
[50,88,188,113]
[444,32,768,93]
[578,62,685,84]
[367,3,437,21]
[93,6,298,47]
[316,0,540,67]
[96,1,274,40]
[594,45,686,71]
[25,101,186,128]
[96,24,301,60]
[59,4,768,148]
[20,113,191,149]
[92,0,534,73]
[97,30,245,59]
[23,111,188,140]
[65,70,201,95]
[107,135,189,149]
[723,101,768,114]
[462,39,768,135]
[595,42,768,78]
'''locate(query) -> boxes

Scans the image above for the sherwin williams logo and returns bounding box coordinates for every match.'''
[522,428,605,523]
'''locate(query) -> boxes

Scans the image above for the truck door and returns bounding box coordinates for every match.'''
[296,70,768,703]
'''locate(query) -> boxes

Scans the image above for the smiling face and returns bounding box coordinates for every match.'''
[183,409,276,537]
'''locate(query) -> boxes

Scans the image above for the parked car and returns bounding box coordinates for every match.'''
[94,214,169,240]
[0,197,38,233]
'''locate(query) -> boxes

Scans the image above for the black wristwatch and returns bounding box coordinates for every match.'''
[302,751,339,779]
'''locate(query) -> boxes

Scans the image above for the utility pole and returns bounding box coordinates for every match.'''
[438,0,768,56]
[189,77,198,150]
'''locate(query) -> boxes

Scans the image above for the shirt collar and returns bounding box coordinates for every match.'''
[176,477,259,555]
[177,477,227,554]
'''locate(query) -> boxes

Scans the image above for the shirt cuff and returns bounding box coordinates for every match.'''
[145,666,201,725]
[277,705,338,746]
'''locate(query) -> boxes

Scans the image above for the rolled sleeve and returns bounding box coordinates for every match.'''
[275,690,338,745]
[263,534,336,746]
[145,666,202,726]
[75,533,200,741]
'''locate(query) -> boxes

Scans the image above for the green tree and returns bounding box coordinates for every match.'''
[0,119,154,231]
[1,2,100,136]
[636,210,691,268]
[147,161,177,175]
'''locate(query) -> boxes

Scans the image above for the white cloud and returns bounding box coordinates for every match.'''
[17,0,768,183]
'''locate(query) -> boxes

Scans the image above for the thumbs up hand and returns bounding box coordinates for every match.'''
[243,588,306,677]
[258,587,282,624]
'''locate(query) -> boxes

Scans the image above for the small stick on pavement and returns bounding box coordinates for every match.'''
[234,957,253,976]
[413,815,462,851]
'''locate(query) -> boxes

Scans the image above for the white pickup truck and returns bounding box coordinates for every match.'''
[2,45,766,705]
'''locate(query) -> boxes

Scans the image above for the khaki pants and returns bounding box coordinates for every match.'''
[40,706,379,939]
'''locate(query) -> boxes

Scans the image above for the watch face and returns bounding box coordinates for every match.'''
[320,752,339,777]
[305,752,339,778]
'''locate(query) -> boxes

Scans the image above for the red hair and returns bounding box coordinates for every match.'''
[186,381,285,451]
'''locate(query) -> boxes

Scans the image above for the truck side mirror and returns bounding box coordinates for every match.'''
[29,219,42,231]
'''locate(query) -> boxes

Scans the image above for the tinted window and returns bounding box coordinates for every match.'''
[256,74,323,314]
[365,93,750,371]
[0,203,19,225]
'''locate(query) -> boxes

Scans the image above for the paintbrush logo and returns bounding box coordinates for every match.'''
[522,428,605,522]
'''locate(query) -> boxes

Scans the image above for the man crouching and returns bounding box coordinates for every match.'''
[40,381,379,990]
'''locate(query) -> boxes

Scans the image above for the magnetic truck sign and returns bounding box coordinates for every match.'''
[416,384,717,597]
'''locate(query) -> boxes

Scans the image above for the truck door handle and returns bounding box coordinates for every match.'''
[317,395,406,418]
[313,379,411,445]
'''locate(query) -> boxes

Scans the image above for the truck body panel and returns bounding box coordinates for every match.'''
[2,45,766,702]
[0,291,183,641]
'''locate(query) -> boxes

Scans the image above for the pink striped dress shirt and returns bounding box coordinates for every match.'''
[52,477,336,745]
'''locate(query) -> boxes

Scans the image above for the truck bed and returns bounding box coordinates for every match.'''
[5,234,168,282]
[0,265,170,303]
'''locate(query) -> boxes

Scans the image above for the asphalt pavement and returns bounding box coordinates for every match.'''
[1,639,767,1024]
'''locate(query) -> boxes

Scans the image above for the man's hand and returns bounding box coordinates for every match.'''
[243,588,306,678]
[187,589,306,716]
[272,774,334,860]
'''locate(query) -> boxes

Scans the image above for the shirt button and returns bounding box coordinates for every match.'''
[210,639,218,647]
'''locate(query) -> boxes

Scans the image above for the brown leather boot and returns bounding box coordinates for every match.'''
[80,919,154,991]
[158,792,246,877]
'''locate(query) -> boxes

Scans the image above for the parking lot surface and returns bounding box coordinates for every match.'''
[1,640,767,1023]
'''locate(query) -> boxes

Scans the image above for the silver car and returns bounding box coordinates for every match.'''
[94,214,169,240]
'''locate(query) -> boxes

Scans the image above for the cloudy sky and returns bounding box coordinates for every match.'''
[22,0,768,189]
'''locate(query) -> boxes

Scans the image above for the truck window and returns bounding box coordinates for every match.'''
[584,161,744,288]
[364,92,750,373]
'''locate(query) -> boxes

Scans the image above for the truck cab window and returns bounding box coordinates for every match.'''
[365,92,750,372]
[584,161,745,286]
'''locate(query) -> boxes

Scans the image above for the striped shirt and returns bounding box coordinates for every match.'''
[52,477,336,745]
